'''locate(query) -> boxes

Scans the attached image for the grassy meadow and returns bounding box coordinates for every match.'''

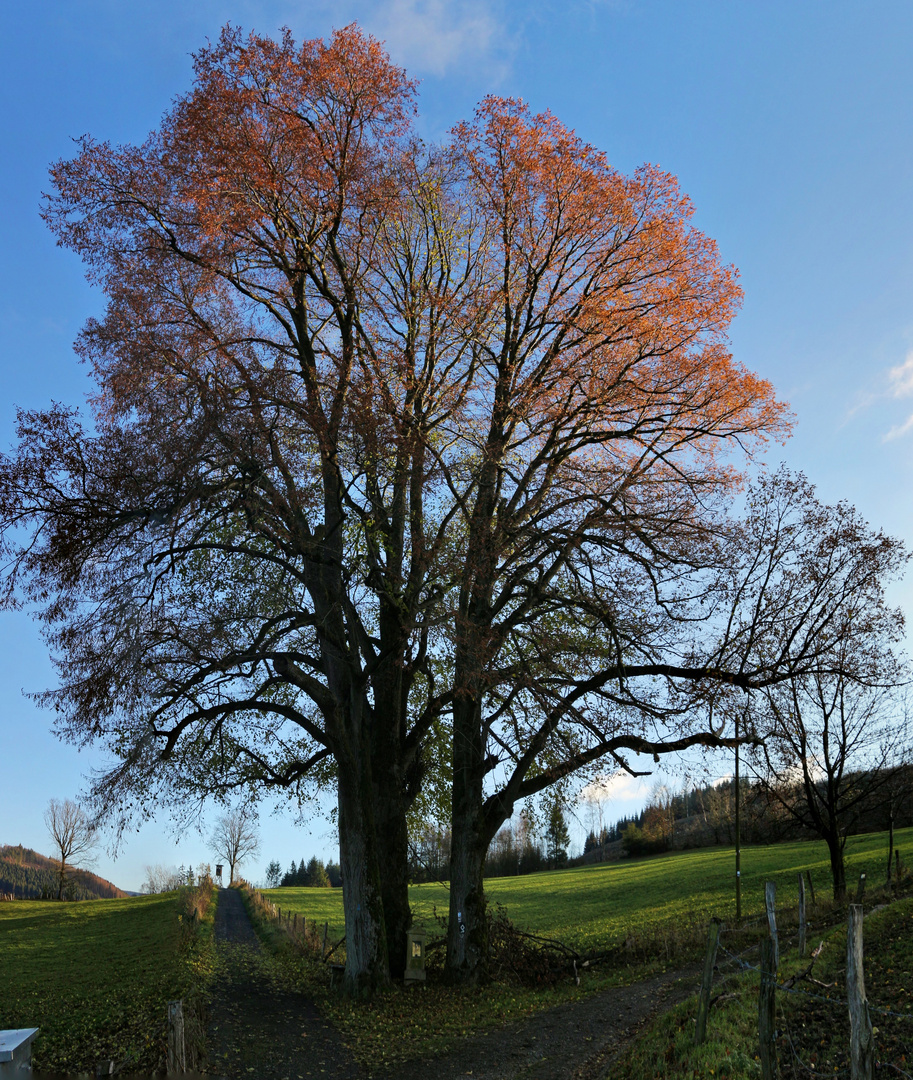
[250,829,912,1070]
[263,826,912,951]
[0,889,214,1074]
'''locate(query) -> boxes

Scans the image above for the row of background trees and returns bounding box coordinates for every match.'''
[265,856,341,889]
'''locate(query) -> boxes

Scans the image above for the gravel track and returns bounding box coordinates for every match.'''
[206,889,700,1080]
[207,888,363,1079]
[378,964,701,1080]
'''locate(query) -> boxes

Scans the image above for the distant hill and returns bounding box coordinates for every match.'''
[0,845,129,900]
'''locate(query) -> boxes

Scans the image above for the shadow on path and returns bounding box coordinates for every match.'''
[207,889,700,1080]
[377,964,701,1080]
[207,888,363,1080]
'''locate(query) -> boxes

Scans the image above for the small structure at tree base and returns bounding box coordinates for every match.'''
[0,1029,39,1076]
[404,930,426,982]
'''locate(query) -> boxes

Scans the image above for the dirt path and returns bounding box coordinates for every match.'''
[206,890,700,1080]
[207,888,364,1079]
[379,965,701,1080]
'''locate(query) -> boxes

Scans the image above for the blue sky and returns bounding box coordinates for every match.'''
[2,0,912,890]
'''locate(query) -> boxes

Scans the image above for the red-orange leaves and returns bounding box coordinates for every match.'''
[450,97,789,474]
[43,24,417,430]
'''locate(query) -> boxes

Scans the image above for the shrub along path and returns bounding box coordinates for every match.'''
[207,888,362,1079]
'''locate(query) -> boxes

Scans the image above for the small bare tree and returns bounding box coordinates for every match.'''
[140,864,184,894]
[750,674,908,900]
[44,798,96,900]
[210,807,260,886]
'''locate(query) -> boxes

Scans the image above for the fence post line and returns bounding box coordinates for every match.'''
[758,937,778,1080]
[322,921,329,956]
[765,882,779,971]
[855,873,866,905]
[797,873,806,959]
[806,869,816,906]
[167,999,186,1075]
[847,905,874,1080]
[694,917,721,1045]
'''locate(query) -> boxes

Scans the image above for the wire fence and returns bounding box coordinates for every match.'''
[695,880,913,1079]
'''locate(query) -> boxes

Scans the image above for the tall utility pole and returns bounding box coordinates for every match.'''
[734,711,742,921]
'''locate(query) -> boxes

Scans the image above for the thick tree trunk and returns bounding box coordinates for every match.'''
[373,761,412,981]
[370,629,414,982]
[446,812,490,985]
[445,696,492,985]
[337,753,391,997]
[827,832,847,901]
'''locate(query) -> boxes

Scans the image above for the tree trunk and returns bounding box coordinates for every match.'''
[372,760,412,981]
[445,696,492,985]
[337,752,391,997]
[827,832,847,901]
[446,811,490,985]
[886,807,895,884]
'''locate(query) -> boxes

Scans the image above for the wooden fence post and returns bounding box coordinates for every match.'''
[758,937,778,1080]
[765,882,779,971]
[694,918,721,1045]
[855,873,866,904]
[806,869,816,906]
[797,872,806,959]
[322,921,329,956]
[293,912,298,935]
[167,1000,186,1075]
[847,905,874,1080]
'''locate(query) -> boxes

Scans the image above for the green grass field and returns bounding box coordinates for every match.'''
[0,890,213,1074]
[264,826,911,951]
[2,832,907,1074]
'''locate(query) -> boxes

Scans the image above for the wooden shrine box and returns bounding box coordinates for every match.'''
[404,929,426,982]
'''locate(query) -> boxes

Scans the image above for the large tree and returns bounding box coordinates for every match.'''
[439,460,909,981]
[2,24,884,991]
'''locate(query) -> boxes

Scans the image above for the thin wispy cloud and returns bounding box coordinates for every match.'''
[882,350,913,441]
[578,771,646,803]
[847,349,913,441]
[889,354,913,398]
[275,0,512,78]
[370,0,505,77]
[884,413,913,442]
